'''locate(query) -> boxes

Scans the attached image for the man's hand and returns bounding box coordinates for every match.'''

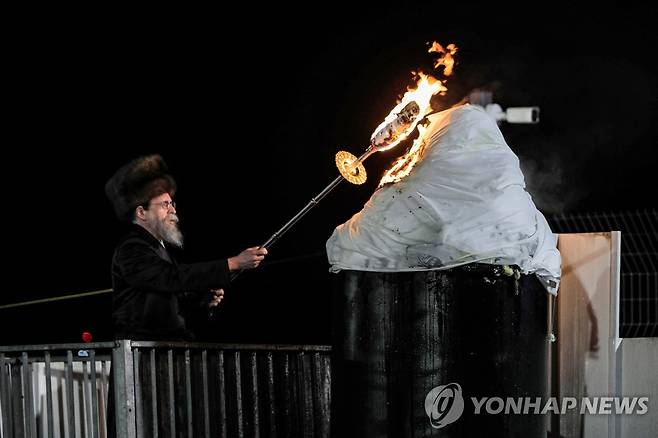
[228,247,268,271]
[208,288,225,308]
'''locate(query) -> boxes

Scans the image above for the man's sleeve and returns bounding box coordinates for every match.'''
[114,241,230,293]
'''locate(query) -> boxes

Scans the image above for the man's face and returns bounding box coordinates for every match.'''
[143,192,184,248]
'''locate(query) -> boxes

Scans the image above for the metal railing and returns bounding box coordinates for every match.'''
[0,341,331,438]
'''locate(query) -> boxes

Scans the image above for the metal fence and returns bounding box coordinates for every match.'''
[0,342,113,438]
[547,209,658,337]
[0,341,331,438]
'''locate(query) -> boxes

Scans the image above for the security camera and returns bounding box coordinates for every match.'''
[505,107,540,124]
[482,104,540,124]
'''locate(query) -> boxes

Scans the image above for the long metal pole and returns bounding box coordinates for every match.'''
[229,174,345,281]
[226,148,373,284]
[261,174,344,249]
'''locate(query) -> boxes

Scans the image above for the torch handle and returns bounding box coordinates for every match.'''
[229,173,346,282]
[262,174,345,248]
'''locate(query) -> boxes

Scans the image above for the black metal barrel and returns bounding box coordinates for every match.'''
[331,266,549,438]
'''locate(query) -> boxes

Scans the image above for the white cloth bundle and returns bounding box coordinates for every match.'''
[326,104,561,294]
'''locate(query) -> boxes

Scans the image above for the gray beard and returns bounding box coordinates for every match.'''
[159,215,184,248]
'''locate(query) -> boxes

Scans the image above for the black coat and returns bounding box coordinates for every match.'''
[110,224,230,340]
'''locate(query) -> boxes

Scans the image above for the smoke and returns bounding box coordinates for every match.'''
[519,151,590,214]
[499,53,657,214]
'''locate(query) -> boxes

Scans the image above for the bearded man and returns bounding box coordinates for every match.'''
[104,154,266,341]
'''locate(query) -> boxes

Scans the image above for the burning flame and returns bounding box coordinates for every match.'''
[377,41,457,186]
[428,42,457,76]
[369,73,445,153]
[378,123,429,186]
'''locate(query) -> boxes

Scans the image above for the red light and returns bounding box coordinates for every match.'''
[82,331,93,343]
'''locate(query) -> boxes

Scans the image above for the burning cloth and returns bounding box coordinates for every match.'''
[326,104,561,294]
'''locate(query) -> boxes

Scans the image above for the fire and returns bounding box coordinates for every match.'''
[369,73,445,153]
[428,42,457,76]
[376,41,457,186]
[378,123,429,186]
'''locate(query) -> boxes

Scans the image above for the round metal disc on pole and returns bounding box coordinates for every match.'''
[335,151,367,185]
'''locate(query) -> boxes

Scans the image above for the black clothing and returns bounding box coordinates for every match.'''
[110,224,230,340]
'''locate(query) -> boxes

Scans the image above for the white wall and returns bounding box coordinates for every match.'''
[619,338,658,438]
[556,232,621,438]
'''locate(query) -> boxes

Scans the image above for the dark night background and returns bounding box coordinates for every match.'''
[2,6,656,345]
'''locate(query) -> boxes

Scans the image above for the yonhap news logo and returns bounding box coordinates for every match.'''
[424,383,648,429]
[424,383,465,429]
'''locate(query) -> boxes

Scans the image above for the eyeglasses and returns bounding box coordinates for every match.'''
[149,200,177,211]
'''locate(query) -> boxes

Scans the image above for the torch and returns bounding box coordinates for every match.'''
[230,43,456,281]
[230,99,426,281]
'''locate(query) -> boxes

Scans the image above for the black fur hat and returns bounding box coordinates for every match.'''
[105,154,177,221]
